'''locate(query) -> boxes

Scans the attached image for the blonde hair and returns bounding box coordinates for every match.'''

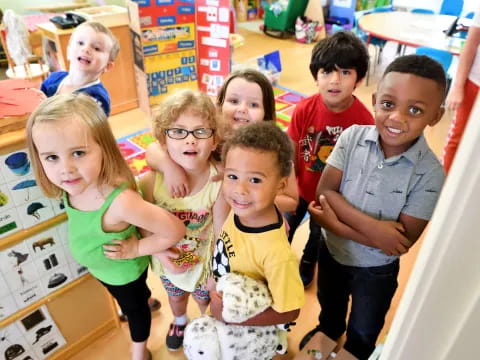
[151,89,223,144]
[72,21,120,62]
[26,93,136,198]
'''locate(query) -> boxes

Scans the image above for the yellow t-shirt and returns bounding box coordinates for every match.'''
[212,209,305,313]
[150,163,222,292]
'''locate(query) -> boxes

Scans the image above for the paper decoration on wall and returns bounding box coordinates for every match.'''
[195,0,231,96]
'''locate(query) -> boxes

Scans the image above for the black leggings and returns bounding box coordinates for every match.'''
[101,268,151,342]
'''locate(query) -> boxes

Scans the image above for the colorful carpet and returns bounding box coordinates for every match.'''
[117,85,306,177]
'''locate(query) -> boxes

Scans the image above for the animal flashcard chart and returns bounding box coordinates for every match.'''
[0,305,66,360]
[0,149,64,239]
[0,223,86,321]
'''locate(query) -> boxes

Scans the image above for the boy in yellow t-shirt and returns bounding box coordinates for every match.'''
[210,122,305,325]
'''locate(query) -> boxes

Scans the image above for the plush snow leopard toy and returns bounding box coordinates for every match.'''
[184,272,291,360]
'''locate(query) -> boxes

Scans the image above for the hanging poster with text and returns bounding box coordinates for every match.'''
[195,0,231,96]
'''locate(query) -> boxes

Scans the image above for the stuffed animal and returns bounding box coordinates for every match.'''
[184,272,290,360]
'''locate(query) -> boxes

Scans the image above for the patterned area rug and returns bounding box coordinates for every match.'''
[117,85,306,177]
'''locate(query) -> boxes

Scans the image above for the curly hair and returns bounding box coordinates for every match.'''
[151,89,224,144]
[222,122,293,178]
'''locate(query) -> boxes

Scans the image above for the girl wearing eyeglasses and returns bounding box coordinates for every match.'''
[108,89,230,351]
[145,69,299,214]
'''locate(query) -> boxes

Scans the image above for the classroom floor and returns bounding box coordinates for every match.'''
[61,25,453,360]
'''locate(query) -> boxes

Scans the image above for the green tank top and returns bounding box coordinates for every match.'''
[63,186,149,285]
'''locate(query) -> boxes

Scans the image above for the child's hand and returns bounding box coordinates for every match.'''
[153,247,188,274]
[165,166,189,198]
[307,195,339,229]
[211,163,224,182]
[209,290,224,321]
[103,234,139,259]
[210,171,223,182]
[371,221,410,256]
[31,88,47,100]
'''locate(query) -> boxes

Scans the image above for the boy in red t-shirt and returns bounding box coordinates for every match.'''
[286,31,374,287]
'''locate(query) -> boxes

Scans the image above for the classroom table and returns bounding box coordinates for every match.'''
[358,11,470,56]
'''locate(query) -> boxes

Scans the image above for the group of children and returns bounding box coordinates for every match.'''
[24,20,450,360]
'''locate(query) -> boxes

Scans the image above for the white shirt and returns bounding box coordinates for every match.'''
[468,4,480,85]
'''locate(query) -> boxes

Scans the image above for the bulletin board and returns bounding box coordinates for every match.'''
[141,22,196,56]
[133,0,196,27]
[195,0,231,96]
[145,50,198,105]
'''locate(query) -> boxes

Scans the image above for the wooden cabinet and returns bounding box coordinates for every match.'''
[0,129,119,359]
[36,21,138,115]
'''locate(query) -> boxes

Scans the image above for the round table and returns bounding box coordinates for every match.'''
[358,11,469,56]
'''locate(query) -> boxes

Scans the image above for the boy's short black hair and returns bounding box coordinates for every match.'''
[222,122,293,178]
[310,31,369,81]
[383,55,447,96]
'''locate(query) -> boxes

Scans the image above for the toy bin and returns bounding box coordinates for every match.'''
[263,0,308,38]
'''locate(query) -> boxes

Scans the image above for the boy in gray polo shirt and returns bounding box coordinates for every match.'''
[301,55,447,360]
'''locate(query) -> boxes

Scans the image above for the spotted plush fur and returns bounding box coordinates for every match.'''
[184,273,289,360]
[217,272,272,323]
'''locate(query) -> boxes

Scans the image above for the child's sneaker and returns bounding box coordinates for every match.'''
[166,323,186,351]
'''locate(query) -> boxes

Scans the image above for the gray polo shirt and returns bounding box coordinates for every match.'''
[325,125,445,267]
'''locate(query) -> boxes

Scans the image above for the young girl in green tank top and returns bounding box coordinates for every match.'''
[26,93,186,360]
[108,89,230,352]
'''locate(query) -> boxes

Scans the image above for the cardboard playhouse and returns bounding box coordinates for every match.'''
[127,0,232,112]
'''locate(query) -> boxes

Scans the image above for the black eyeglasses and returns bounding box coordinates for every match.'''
[165,128,215,140]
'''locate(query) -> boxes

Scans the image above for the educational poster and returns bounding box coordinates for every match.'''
[0,149,63,239]
[142,22,196,56]
[195,0,231,96]
[0,306,66,360]
[145,50,198,105]
[132,0,195,28]
[0,223,85,320]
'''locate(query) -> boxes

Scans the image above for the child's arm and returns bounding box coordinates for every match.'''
[209,290,299,326]
[146,141,189,197]
[314,165,411,256]
[212,191,230,239]
[397,213,428,246]
[103,171,186,258]
[274,163,298,213]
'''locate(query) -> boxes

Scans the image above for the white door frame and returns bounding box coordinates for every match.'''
[380,97,480,359]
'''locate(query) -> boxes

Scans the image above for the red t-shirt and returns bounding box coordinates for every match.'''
[287,93,374,203]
